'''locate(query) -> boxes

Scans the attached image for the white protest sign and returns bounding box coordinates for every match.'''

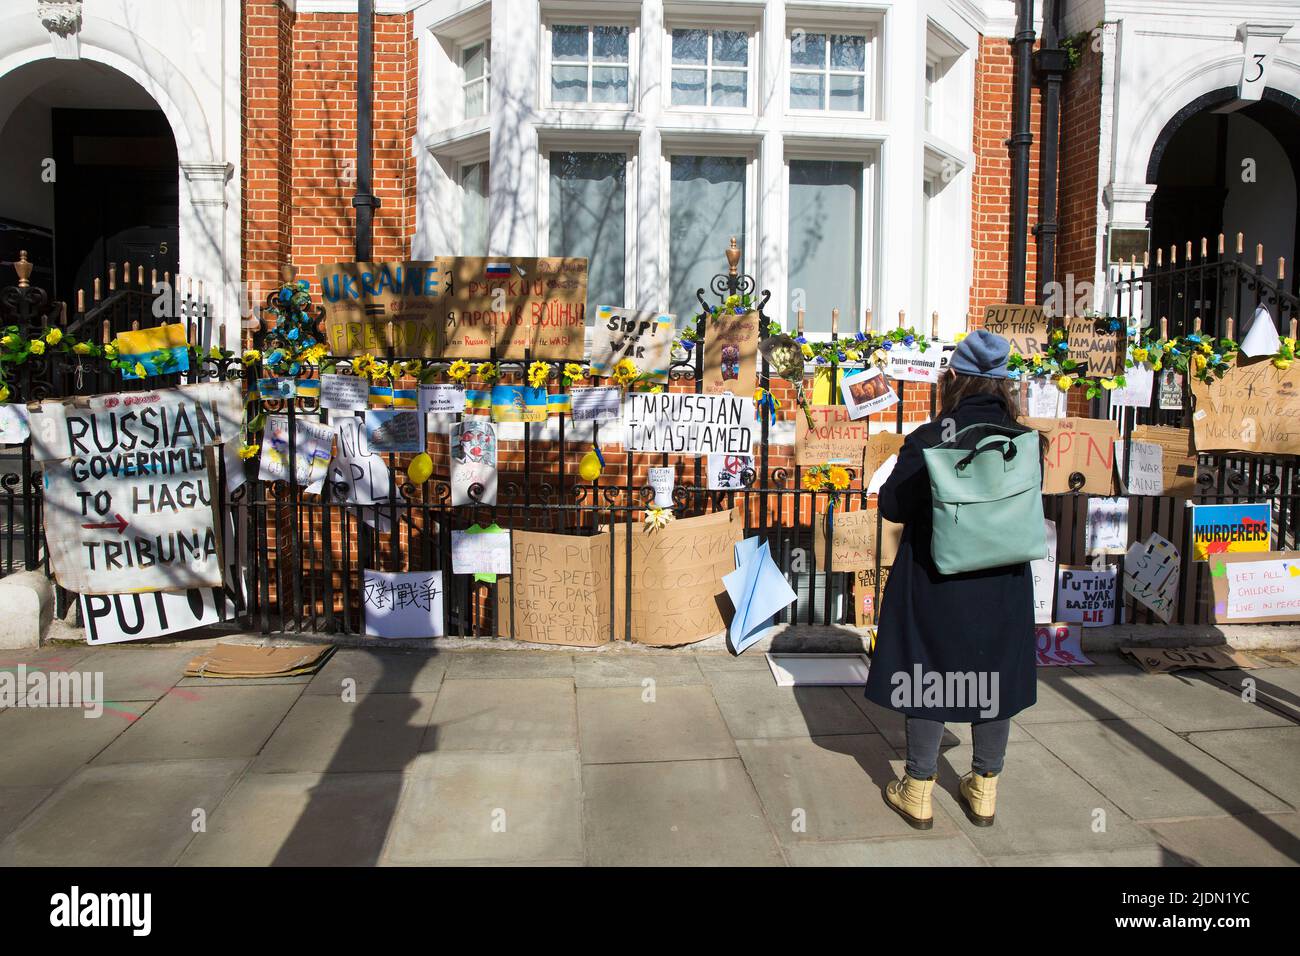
[451,528,512,576]
[623,392,756,456]
[886,348,941,383]
[81,585,240,645]
[1114,439,1163,495]
[319,373,370,410]
[569,386,621,422]
[259,416,334,486]
[1031,518,1058,624]
[840,366,899,420]
[418,383,465,415]
[327,416,404,530]
[450,419,497,506]
[1110,364,1154,407]
[648,466,675,507]
[1158,370,1183,410]
[1085,496,1129,555]
[1026,378,1068,418]
[0,404,30,444]
[1123,532,1180,623]
[1035,623,1093,666]
[707,453,753,490]
[363,569,445,638]
[1056,565,1117,627]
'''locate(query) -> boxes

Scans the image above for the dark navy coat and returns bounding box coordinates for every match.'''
[863,392,1037,722]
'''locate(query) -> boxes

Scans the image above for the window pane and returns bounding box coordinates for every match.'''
[829,74,865,111]
[671,68,707,106]
[591,66,629,103]
[593,25,629,62]
[672,28,707,66]
[460,161,489,256]
[711,70,747,108]
[465,79,485,118]
[669,156,746,325]
[551,64,588,103]
[549,152,626,311]
[788,160,861,334]
[552,24,587,61]
[790,71,824,110]
[713,30,748,67]
[830,34,866,71]
[790,31,825,69]
[462,42,485,81]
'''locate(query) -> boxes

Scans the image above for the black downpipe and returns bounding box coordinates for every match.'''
[1034,0,1069,302]
[354,0,381,261]
[1009,0,1036,304]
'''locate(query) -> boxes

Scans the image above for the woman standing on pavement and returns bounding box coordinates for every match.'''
[863,329,1038,829]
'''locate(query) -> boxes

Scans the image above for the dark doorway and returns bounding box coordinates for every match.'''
[51,108,178,306]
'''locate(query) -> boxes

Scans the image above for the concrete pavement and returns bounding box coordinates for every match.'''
[1,643,1298,866]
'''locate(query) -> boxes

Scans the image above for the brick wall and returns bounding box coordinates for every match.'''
[1057,42,1102,295]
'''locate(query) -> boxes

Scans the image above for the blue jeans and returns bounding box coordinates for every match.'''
[904,716,1011,780]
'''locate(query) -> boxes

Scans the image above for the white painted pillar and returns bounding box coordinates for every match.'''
[488,0,539,255]
[880,5,919,333]
[759,0,786,326]
[636,0,665,311]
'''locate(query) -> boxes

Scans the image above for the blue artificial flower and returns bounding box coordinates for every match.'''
[882,340,893,350]
[903,335,915,346]
[855,331,866,342]
[1186,334,1201,344]
[289,362,301,376]
[836,351,846,362]
[795,335,807,345]
[279,288,292,303]
[287,327,300,341]
[267,349,286,366]
[1056,342,1068,352]
[296,279,309,290]
[734,306,744,315]
[815,356,827,364]
[1212,353,1221,363]
[1008,369,1021,381]
[682,339,694,350]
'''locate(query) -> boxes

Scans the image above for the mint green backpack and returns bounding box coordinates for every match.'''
[922,424,1046,575]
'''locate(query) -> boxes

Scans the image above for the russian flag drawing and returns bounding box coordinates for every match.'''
[486,262,512,278]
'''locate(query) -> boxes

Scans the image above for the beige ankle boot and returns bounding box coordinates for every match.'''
[959,771,999,826]
[883,775,936,830]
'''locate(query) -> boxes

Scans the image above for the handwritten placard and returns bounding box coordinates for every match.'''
[1191,359,1300,454]
[1025,377,1067,418]
[418,383,466,415]
[1063,315,1125,377]
[796,406,871,467]
[445,257,588,360]
[814,508,901,572]
[320,373,370,411]
[854,566,891,626]
[1035,623,1092,666]
[624,392,756,455]
[1212,551,1300,623]
[497,531,611,646]
[318,261,451,357]
[589,307,674,382]
[1056,565,1117,627]
[1123,532,1180,623]
[1031,518,1058,624]
[1113,439,1164,495]
[363,569,444,638]
[1021,416,1118,494]
[259,416,335,486]
[1130,425,1197,496]
[984,303,1049,358]
[1191,502,1271,562]
[1111,363,1154,407]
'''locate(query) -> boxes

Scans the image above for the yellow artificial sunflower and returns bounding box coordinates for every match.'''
[611,358,639,388]
[242,349,262,366]
[238,443,260,460]
[801,471,822,492]
[563,362,585,382]
[448,359,472,382]
[476,361,500,382]
[827,465,851,490]
[527,361,551,388]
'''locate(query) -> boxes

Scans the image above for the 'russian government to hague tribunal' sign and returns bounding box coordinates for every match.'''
[30,382,239,594]
[623,392,757,455]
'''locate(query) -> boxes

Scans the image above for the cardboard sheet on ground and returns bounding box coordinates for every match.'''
[796,405,871,467]
[1113,439,1163,495]
[1056,565,1117,627]
[1119,644,1259,674]
[496,531,611,646]
[724,536,797,654]
[623,392,756,456]
[1035,623,1092,666]
[766,653,870,686]
[611,509,743,645]
[318,260,452,356]
[703,309,759,396]
[184,643,334,679]
[984,303,1049,358]
[363,569,445,638]
[1085,496,1129,555]
[589,307,674,382]
[1021,416,1117,494]
[814,507,901,571]
[1129,425,1197,495]
[1191,359,1300,454]
[1123,532,1180,623]
[1031,519,1058,624]
[1211,550,1300,623]
[1191,502,1271,562]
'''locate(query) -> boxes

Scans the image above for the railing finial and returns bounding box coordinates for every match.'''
[13,249,31,288]
[725,237,740,277]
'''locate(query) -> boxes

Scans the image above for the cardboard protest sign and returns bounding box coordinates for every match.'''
[1191,502,1271,561]
[445,257,589,359]
[854,566,890,626]
[795,405,871,467]
[611,508,743,645]
[363,569,444,638]
[1035,623,1092,666]
[865,432,905,482]
[1113,439,1164,496]
[320,373,370,411]
[259,416,334,486]
[0,403,30,444]
[81,585,240,645]
[814,508,901,572]
[497,531,611,646]
[703,310,759,396]
[569,386,621,422]
[450,418,497,506]
[623,392,756,456]
[364,409,424,453]
[1190,359,1300,454]
[886,348,942,384]
[1129,424,1197,496]
[983,303,1048,358]
[841,366,899,420]
[1062,315,1125,377]
[1123,532,1180,622]
[317,260,452,357]
[418,383,465,415]
[1031,519,1057,624]
[1056,565,1117,627]
[1085,496,1129,555]
[1120,644,1259,674]
[1222,549,1292,624]
[1021,416,1118,494]
[589,307,674,383]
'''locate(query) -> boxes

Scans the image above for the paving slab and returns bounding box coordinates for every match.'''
[179,772,404,866]
[445,650,574,680]
[573,653,705,688]
[992,846,1192,866]
[0,759,246,866]
[254,692,437,773]
[76,647,193,702]
[708,669,875,739]
[577,684,736,764]
[305,648,447,695]
[737,734,960,844]
[427,678,575,753]
[0,644,94,671]
[1206,667,1300,719]
[94,684,303,764]
[1186,726,1300,807]
[845,692,1031,748]
[583,759,785,866]
[694,651,772,673]
[1144,812,1300,866]
[1072,665,1290,733]
[385,751,582,864]
[785,835,987,866]
[178,674,315,687]
[1023,718,1288,821]
[929,740,1160,858]
[0,787,51,842]
[1011,667,1144,723]
[0,704,140,785]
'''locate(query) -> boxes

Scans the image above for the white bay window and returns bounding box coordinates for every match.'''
[668,154,748,323]
[546,150,630,312]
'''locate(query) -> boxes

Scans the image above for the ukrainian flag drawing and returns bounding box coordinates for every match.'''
[548,393,572,416]
[491,385,548,422]
[368,385,417,407]
[115,323,190,380]
[464,389,491,410]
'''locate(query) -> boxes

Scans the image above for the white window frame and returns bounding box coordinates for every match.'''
[924,23,969,147]
[660,147,759,318]
[538,144,638,313]
[663,25,757,115]
[786,27,877,117]
[924,57,938,132]
[781,149,877,339]
[541,19,639,110]
[456,157,490,256]
[460,39,491,120]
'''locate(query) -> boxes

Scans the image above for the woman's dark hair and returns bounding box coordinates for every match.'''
[938,368,1020,420]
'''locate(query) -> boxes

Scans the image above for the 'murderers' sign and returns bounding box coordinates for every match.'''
[623,392,756,455]
[32,383,237,594]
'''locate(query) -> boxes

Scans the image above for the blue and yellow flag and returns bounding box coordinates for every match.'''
[115,324,190,380]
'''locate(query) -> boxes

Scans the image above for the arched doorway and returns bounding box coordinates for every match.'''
[0,58,178,308]
[1147,86,1300,297]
